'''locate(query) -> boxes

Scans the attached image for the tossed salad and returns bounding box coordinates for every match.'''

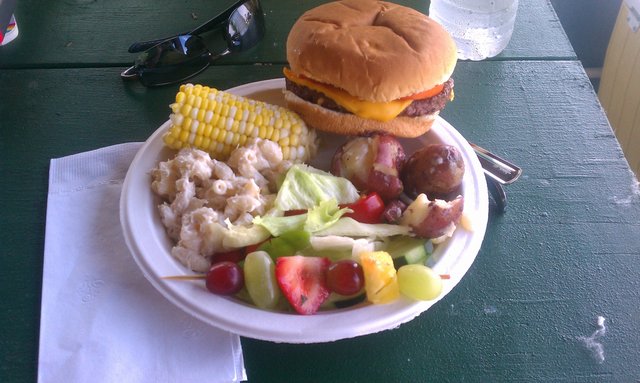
[151,85,468,315]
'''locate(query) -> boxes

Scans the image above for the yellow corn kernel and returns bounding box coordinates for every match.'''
[179,129,189,143]
[281,146,290,160]
[214,102,223,115]
[180,104,192,117]
[162,83,318,161]
[211,113,220,127]
[169,126,180,139]
[215,116,226,130]
[225,132,234,145]
[183,117,192,131]
[203,123,213,138]
[280,127,290,139]
[197,108,206,122]
[187,94,196,107]
[258,125,267,139]
[234,107,243,121]
[216,128,227,143]
[271,129,280,142]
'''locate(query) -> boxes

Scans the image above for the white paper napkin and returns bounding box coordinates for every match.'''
[39,143,246,383]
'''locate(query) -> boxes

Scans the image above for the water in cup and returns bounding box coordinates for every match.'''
[429,0,518,61]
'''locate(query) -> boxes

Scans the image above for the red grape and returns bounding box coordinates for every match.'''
[326,260,364,296]
[206,261,244,295]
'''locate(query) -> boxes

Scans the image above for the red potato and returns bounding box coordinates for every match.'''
[381,199,407,224]
[331,134,406,200]
[402,144,465,200]
[400,194,464,239]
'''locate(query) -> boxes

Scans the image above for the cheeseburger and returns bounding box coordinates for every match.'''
[283,0,457,138]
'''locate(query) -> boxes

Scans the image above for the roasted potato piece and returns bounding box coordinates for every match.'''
[402,144,465,200]
[331,133,406,200]
[381,199,407,224]
[400,194,464,239]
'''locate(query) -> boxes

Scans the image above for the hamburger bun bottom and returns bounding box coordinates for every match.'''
[283,90,437,138]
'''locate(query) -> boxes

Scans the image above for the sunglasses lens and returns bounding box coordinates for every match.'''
[226,1,264,50]
[135,35,211,86]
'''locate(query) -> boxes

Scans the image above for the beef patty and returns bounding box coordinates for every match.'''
[285,78,454,118]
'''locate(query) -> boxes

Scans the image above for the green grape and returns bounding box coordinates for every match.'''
[244,251,282,309]
[397,264,443,301]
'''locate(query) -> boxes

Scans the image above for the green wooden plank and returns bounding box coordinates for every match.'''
[501,0,576,60]
[2,60,638,382]
[0,0,575,69]
[239,61,640,381]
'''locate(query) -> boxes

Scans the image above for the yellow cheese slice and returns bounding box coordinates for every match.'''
[284,68,412,122]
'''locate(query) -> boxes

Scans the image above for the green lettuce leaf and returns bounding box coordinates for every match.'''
[313,217,412,238]
[253,214,307,237]
[274,164,360,211]
[221,219,271,248]
[254,199,351,237]
[304,199,351,232]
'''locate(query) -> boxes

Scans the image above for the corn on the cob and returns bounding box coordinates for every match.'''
[163,83,318,162]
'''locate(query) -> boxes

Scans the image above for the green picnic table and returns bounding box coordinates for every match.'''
[1,0,638,381]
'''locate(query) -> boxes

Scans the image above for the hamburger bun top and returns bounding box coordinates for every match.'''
[286,0,457,103]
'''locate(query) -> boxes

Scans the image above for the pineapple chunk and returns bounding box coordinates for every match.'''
[360,251,400,304]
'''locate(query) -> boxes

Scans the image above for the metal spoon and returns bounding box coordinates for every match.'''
[470,142,522,185]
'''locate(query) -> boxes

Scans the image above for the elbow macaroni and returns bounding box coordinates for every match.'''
[151,140,291,272]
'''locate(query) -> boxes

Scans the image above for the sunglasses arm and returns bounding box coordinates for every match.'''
[209,48,232,62]
[129,38,179,53]
[127,0,246,53]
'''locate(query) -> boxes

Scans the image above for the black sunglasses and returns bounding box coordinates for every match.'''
[121,0,265,87]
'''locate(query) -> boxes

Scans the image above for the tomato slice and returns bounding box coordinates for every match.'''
[399,84,445,101]
[342,193,385,224]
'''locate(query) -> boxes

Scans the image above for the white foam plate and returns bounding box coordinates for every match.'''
[120,78,488,343]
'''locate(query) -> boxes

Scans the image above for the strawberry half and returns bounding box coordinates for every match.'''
[275,256,331,315]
